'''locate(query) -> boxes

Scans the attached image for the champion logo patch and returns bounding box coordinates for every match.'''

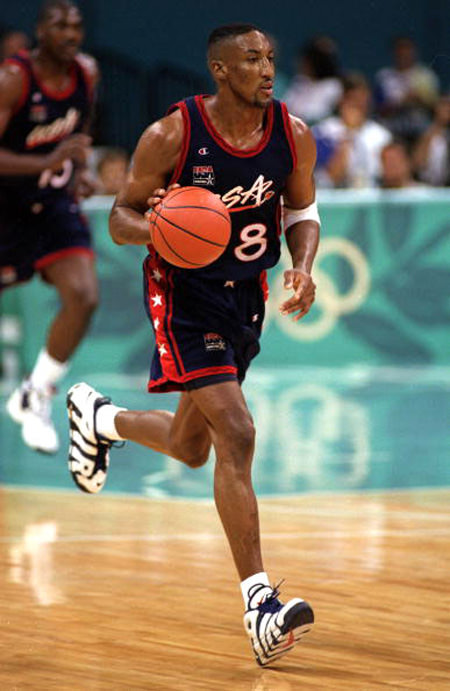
[193,165,215,186]
[204,333,226,351]
[198,147,209,155]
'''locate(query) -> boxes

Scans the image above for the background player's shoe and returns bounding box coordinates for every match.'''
[244,584,314,666]
[67,382,117,494]
[6,380,59,454]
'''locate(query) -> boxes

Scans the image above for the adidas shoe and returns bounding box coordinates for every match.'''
[244,583,314,666]
[67,382,117,494]
[6,380,59,454]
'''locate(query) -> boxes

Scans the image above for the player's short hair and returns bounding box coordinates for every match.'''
[207,23,263,59]
[37,0,79,24]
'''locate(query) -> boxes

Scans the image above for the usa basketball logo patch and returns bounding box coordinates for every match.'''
[193,165,215,186]
[204,333,226,351]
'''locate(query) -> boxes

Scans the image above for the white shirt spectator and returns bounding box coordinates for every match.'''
[283,75,342,124]
[313,116,392,188]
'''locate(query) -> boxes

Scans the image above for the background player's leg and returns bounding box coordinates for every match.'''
[41,253,98,362]
[114,392,212,467]
[7,253,98,454]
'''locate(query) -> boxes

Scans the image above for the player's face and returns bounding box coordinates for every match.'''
[223,32,275,108]
[38,7,84,63]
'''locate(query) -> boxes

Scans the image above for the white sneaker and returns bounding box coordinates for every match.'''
[67,382,118,494]
[244,584,314,666]
[6,380,59,454]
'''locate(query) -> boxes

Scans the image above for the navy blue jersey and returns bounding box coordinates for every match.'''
[166,95,296,281]
[0,51,93,201]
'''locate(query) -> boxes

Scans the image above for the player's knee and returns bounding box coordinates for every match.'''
[170,438,210,469]
[220,412,255,458]
[63,282,98,316]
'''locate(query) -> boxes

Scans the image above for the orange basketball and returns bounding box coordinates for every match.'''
[148,186,231,269]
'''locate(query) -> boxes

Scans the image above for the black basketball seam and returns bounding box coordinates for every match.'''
[162,186,229,222]
[152,220,206,267]
[162,204,230,223]
[152,206,227,248]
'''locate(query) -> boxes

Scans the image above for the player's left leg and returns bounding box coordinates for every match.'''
[9,252,98,454]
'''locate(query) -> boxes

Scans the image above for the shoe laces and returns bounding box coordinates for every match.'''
[257,579,285,614]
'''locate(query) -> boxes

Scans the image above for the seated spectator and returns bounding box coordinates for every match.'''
[380,140,423,188]
[0,29,30,61]
[96,148,129,195]
[374,36,439,144]
[283,35,342,125]
[412,94,450,186]
[313,73,392,188]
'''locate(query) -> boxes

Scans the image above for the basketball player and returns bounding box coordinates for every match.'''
[1,0,99,453]
[67,24,320,666]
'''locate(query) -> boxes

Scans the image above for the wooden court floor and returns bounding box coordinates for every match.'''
[1,486,449,690]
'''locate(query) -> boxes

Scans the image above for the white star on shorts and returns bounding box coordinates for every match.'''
[153,317,160,330]
[151,294,163,307]
[158,343,167,356]
[152,268,162,282]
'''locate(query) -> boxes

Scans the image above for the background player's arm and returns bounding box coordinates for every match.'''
[72,53,101,197]
[109,111,183,245]
[280,116,320,320]
[0,63,91,176]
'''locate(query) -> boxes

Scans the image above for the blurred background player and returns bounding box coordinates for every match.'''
[0,0,99,453]
[67,23,319,666]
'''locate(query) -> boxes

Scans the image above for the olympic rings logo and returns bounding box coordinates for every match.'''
[271,237,371,340]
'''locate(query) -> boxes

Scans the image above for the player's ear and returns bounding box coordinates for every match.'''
[209,59,228,81]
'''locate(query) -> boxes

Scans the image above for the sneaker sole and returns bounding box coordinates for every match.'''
[255,601,314,667]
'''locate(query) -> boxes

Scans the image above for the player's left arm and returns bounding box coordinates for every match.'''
[73,53,101,198]
[281,116,320,320]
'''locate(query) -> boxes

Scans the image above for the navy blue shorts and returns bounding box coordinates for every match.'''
[143,252,268,392]
[0,192,93,290]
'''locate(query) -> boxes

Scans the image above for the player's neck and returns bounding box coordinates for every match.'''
[32,48,73,81]
[204,94,267,150]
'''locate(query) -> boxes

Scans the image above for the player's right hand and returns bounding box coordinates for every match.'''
[46,134,92,170]
[145,183,180,219]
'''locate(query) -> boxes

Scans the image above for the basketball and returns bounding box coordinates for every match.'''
[148,186,231,269]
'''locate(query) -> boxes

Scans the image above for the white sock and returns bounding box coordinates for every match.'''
[29,349,68,391]
[240,572,272,610]
[95,403,127,441]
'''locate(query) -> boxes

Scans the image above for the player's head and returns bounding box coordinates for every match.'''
[207,24,274,108]
[36,0,83,64]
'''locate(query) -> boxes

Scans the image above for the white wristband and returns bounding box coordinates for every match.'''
[283,201,321,231]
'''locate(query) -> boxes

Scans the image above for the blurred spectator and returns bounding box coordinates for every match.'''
[412,94,450,186]
[313,73,392,188]
[374,36,439,143]
[283,36,342,125]
[380,140,423,188]
[96,148,129,195]
[0,29,30,61]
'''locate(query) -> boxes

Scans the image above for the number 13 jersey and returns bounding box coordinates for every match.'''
[168,95,297,280]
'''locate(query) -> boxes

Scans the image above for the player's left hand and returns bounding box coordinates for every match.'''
[280,268,316,321]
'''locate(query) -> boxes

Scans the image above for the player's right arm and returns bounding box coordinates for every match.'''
[109,110,184,245]
[0,63,90,175]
